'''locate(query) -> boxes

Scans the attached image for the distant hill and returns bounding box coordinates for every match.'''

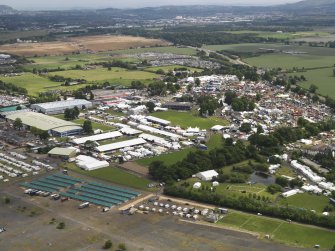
[276,0,335,14]
[0,5,17,15]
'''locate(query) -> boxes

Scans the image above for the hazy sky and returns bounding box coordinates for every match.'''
[1,0,301,10]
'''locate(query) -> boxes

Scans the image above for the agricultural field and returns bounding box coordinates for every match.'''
[204,43,335,70]
[152,110,229,129]
[0,35,169,56]
[227,30,331,40]
[144,65,202,73]
[0,29,49,42]
[0,73,63,96]
[136,134,223,167]
[278,193,330,213]
[288,68,335,98]
[218,211,335,249]
[47,67,160,83]
[110,46,197,56]
[64,163,152,191]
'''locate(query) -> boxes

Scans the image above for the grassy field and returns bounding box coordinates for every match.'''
[47,67,160,83]
[136,147,195,167]
[144,65,202,73]
[218,211,335,249]
[0,73,63,96]
[65,163,151,191]
[136,134,224,167]
[152,110,229,129]
[245,54,335,70]
[0,30,49,42]
[227,30,331,40]
[288,68,335,98]
[278,193,330,213]
[110,46,197,56]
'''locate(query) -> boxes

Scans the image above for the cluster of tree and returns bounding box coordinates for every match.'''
[275,176,303,188]
[224,91,255,112]
[30,126,49,140]
[147,81,180,96]
[64,107,80,121]
[164,185,335,229]
[101,60,137,70]
[130,80,146,90]
[149,139,255,184]
[314,150,335,171]
[197,95,220,116]
[29,93,59,104]
[82,120,93,134]
[0,81,27,95]
[176,95,194,102]
[249,118,335,156]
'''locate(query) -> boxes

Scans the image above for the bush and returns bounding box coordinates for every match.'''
[4,197,10,204]
[57,222,65,229]
[103,240,113,249]
[267,184,283,194]
[118,243,126,251]
[275,176,289,187]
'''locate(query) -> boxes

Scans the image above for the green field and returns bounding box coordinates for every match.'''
[144,65,202,73]
[288,68,335,98]
[227,30,331,40]
[0,73,63,96]
[278,193,330,213]
[136,147,195,167]
[110,46,197,56]
[64,163,151,191]
[47,67,160,83]
[0,30,49,42]
[152,110,229,129]
[245,54,335,70]
[219,211,335,249]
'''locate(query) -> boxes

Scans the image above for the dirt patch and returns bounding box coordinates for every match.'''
[119,161,149,176]
[0,35,169,56]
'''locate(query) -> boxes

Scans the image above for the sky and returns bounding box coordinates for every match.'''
[1,0,301,11]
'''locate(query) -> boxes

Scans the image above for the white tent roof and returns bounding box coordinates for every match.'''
[72,131,122,145]
[96,138,146,152]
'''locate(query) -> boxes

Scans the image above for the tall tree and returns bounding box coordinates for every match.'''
[13,118,23,130]
[83,120,93,134]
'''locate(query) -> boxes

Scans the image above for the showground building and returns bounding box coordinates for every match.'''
[4,111,82,137]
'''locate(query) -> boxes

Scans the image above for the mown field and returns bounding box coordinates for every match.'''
[64,163,151,191]
[110,46,197,56]
[144,65,202,73]
[288,68,335,99]
[48,67,160,83]
[218,211,335,249]
[152,110,229,129]
[136,134,224,167]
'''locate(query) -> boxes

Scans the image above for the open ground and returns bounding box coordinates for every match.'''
[0,35,170,56]
[0,175,309,251]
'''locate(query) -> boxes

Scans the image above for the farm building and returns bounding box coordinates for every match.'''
[48,147,77,159]
[95,138,147,153]
[31,99,92,114]
[196,170,219,181]
[162,102,192,111]
[5,111,82,137]
[72,131,123,145]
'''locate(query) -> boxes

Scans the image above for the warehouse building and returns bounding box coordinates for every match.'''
[48,147,77,159]
[5,111,82,137]
[31,99,92,115]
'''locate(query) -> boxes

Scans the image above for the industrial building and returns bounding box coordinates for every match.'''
[31,99,92,115]
[5,111,82,137]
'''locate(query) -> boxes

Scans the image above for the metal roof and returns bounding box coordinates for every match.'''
[31,99,92,110]
[48,147,76,156]
[72,131,123,145]
[6,111,82,131]
[95,138,146,152]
